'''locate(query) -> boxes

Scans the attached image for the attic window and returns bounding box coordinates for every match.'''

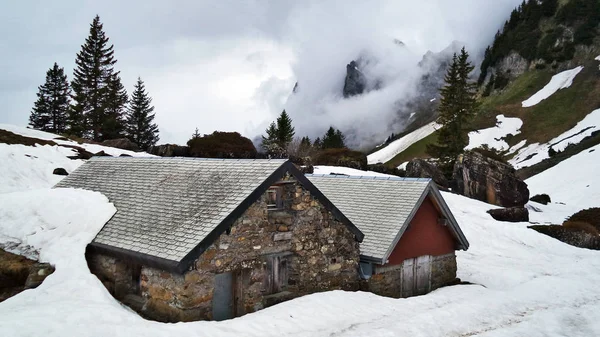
[267,186,283,210]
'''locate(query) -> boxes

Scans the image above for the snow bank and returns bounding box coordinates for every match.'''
[3,187,600,337]
[510,108,600,169]
[465,115,523,151]
[0,144,83,194]
[0,124,154,158]
[313,165,397,177]
[526,143,600,223]
[522,66,583,108]
[367,122,439,165]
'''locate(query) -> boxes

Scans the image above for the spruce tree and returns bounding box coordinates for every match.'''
[261,121,279,152]
[29,63,71,133]
[101,73,128,140]
[276,110,295,147]
[427,47,477,172]
[124,77,160,150]
[71,15,124,140]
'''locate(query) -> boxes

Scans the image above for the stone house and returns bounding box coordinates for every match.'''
[306,175,470,298]
[55,158,364,322]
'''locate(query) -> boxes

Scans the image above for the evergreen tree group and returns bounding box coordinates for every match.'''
[29,63,71,134]
[427,47,477,172]
[28,15,160,150]
[320,127,346,149]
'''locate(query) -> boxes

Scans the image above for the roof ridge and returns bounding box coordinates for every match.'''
[305,174,431,182]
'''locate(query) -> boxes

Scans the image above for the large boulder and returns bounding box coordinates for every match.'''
[405,159,448,188]
[452,151,529,207]
[52,168,68,176]
[101,138,140,152]
[150,144,190,157]
[487,207,529,222]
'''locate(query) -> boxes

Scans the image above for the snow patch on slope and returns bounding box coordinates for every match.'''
[510,108,600,169]
[521,66,583,108]
[465,115,522,151]
[367,122,439,165]
[0,124,154,158]
[313,165,397,177]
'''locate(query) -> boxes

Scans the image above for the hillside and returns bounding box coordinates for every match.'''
[1,124,600,336]
[373,0,600,172]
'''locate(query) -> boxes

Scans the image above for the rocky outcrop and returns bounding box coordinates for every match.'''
[149,144,190,157]
[529,225,600,250]
[343,60,366,98]
[0,249,55,302]
[496,51,529,79]
[487,207,529,222]
[101,138,139,152]
[405,159,448,188]
[452,151,529,207]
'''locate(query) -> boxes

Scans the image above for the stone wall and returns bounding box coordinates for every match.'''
[364,253,457,299]
[430,253,457,290]
[88,176,360,322]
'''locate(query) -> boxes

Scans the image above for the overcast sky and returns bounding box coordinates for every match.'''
[0,0,522,145]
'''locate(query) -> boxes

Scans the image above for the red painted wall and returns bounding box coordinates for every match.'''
[386,196,456,265]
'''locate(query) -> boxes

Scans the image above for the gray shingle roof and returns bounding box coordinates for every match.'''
[55,157,287,263]
[306,174,468,262]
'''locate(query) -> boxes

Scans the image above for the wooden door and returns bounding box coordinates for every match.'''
[415,255,431,295]
[401,256,431,297]
[401,258,415,297]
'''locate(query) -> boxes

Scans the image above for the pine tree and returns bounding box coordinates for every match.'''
[29,62,71,133]
[427,47,478,172]
[276,110,295,147]
[124,77,160,150]
[71,15,123,140]
[261,121,279,152]
[313,137,322,149]
[192,127,201,139]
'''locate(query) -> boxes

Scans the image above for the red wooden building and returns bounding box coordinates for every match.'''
[307,175,469,298]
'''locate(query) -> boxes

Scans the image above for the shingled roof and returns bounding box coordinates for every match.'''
[55,158,363,273]
[306,174,469,264]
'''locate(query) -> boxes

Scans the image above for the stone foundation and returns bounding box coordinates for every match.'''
[87,177,361,322]
[364,253,457,298]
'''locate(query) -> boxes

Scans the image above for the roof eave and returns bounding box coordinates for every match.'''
[87,242,181,273]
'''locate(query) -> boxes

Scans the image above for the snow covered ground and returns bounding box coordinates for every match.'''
[465,114,523,151]
[367,122,439,165]
[522,66,584,108]
[1,126,600,336]
[510,108,600,169]
[0,125,154,193]
[313,165,396,177]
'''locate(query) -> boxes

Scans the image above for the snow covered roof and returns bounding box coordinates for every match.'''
[55,157,363,273]
[306,174,469,263]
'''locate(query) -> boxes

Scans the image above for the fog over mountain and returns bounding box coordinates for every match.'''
[0,0,523,145]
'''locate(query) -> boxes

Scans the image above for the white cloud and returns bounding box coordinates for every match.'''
[0,0,523,145]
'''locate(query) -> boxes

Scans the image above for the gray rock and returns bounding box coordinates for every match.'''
[101,138,140,152]
[150,144,190,157]
[452,151,529,207]
[487,207,529,222]
[52,168,68,176]
[24,263,55,289]
[405,159,448,188]
[343,60,366,98]
[530,194,551,205]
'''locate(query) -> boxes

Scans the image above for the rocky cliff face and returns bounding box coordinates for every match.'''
[343,60,367,98]
[452,151,530,208]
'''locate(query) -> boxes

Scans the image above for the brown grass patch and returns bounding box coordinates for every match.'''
[0,129,56,147]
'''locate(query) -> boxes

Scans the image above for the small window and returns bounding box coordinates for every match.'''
[267,186,283,210]
[264,254,289,294]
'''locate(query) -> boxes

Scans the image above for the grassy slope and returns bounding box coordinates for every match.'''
[383,60,600,167]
